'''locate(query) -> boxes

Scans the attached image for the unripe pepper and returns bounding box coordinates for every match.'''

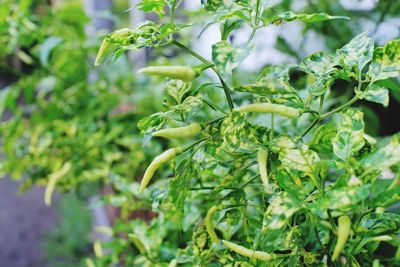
[140,147,183,192]
[205,205,221,244]
[93,241,103,257]
[95,28,132,66]
[234,103,301,119]
[332,215,351,261]
[152,123,202,139]
[257,149,269,188]
[222,239,276,261]
[138,66,199,82]
[44,162,71,206]
[129,234,147,255]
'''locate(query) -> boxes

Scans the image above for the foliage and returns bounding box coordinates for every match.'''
[92,1,400,266]
[1,0,400,267]
[0,0,161,195]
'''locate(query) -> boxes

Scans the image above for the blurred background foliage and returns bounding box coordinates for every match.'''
[0,0,399,266]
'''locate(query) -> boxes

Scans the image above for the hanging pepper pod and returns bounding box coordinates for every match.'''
[152,123,202,139]
[332,215,351,261]
[140,147,183,192]
[95,28,133,66]
[138,65,200,82]
[235,103,301,119]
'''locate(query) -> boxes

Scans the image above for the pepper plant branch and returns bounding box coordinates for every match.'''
[203,99,229,115]
[182,139,206,153]
[301,85,360,138]
[300,117,320,138]
[171,40,235,110]
[249,0,261,40]
[320,95,359,120]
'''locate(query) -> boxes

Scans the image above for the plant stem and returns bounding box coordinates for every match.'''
[171,40,234,110]
[249,0,261,40]
[171,40,210,64]
[204,99,229,115]
[182,139,206,153]
[320,95,358,120]
[270,113,274,140]
[169,1,176,24]
[300,118,320,138]
[319,94,325,114]
[313,226,327,254]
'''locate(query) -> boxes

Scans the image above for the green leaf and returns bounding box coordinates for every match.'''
[357,213,400,236]
[107,22,180,53]
[39,36,63,67]
[137,111,172,134]
[202,0,224,11]
[263,191,302,229]
[170,158,197,224]
[271,137,320,184]
[308,77,333,96]
[220,19,243,40]
[279,145,320,177]
[372,186,400,208]
[368,39,400,82]
[136,0,166,17]
[164,80,192,106]
[301,52,338,96]
[332,109,365,161]
[308,185,370,218]
[218,112,269,154]
[275,169,314,197]
[234,65,296,96]
[358,84,389,107]
[361,133,400,171]
[263,10,349,26]
[212,41,251,79]
[337,32,374,72]
[301,52,337,76]
[309,124,337,154]
[174,95,204,116]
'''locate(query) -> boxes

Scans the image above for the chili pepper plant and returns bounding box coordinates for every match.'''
[93,0,400,266]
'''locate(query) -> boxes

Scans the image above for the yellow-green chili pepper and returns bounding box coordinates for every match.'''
[257,149,269,188]
[332,215,351,261]
[129,234,147,255]
[235,103,301,119]
[93,241,103,258]
[205,205,221,244]
[138,66,198,82]
[140,147,183,192]
[95,28,132,66]
[152,123,202,139]
[44,162,71,206]
[222,239,276,261]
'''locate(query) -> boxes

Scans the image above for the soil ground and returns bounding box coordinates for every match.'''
[0,178,58,267]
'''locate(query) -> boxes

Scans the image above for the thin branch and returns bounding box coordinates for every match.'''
[171,40,234,110]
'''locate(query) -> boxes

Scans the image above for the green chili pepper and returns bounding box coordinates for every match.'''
[205,205,221,244]
[234,103,301,118]
[332,215,351,261]
[168,259,177,267]
[95,28,132,66]
[129,234,147,255]
[257,149,269,188]
[44,162,72,206]
[222,239,276,261]
[140,147,183,192]
[93,241,103,258]
[152,123,202,139]
[138,66,199,82]
[85,258,96,267]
